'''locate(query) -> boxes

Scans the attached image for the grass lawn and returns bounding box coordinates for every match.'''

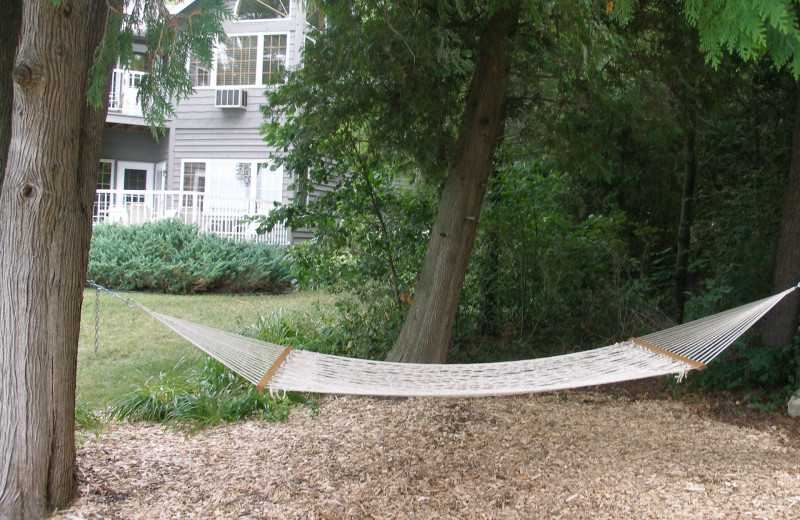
[77,288,327,410]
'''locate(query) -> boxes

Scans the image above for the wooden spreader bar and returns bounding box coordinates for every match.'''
[629,337,707,371]
[256,346,294,391]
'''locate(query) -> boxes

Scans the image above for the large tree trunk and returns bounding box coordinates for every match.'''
[386,5,520,363]
[675,109,697,323]
[762,80,800,347]
[0,0,113,517]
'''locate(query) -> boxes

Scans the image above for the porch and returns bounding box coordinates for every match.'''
[108,69,144,116]
[93,189,290,244]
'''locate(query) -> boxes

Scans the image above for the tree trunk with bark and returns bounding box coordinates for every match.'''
[675,109,697,323]
[762,80,800,347]
[0,1,113,517]
[386,5,520,363]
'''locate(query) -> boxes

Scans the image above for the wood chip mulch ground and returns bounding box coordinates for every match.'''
[53,387,800,520]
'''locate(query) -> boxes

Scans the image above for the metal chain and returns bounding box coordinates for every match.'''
[86,280,138,355]
[94,286,100,354]
[86,279,136,307]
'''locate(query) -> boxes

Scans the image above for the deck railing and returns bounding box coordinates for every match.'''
[108,69,145,116]
[93,189,290,244]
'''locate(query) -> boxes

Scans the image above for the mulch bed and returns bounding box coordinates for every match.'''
[53,384,799,520]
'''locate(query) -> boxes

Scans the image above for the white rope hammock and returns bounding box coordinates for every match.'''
[134,286,796,397]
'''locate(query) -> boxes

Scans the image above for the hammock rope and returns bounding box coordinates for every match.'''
[114,284,798,398]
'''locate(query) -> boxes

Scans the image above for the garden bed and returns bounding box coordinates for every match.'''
[54,389,799,519]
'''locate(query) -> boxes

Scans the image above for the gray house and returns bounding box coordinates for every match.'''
[97,0,318,243]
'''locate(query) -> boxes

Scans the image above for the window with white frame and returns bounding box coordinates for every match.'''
[217,35,258,86]
[237,0,290,20]
[97,160,113,190]
[181,160,283,214]
[183,162,206,192]
[262,34,287,85]
[213,34,288,87]
[188,56,211,87]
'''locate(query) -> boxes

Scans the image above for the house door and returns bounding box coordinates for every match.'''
[124,168,147,203]
[116,161,154,201]
[116,161,154,223]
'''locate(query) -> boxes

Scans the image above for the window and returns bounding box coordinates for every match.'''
[211,34,288,87]
[130,52,149,72]
[262,34,287,85]
[189,56,210,87]
[94,161,113,221]
[255,163,283,205]
[182,160,283,213]
[183,162,207,212]
[216,36,258,86]
[237,0,289,20]
[123,169,147,191]
[97,161,112,190]
[183,162,206,193]
[123,168,148,203]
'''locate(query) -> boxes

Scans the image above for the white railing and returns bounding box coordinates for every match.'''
[93,189,290,244]
[108,69,145,116]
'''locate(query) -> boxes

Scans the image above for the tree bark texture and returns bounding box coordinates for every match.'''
[762,81,800,347]
[0,0,112,517]
[0,0,23,190]
[675,110,697,323]
[386,5,520,363]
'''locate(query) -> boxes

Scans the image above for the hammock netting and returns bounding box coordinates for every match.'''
[134,286,796,397]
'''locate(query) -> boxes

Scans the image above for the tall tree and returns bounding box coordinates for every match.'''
[762,81,800,346]
[678,0,800,341]
[0,2,115,515]
[386,4,520,362]
[674,107,697,321]
[0,2,225,517]
[265,0,534,362]
[264,0,516,359]
[614,0,800,337]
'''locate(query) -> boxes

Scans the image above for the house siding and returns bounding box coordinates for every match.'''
[101,128,162,163]
[165,0,304,216]
[167,89,290,195]
[99,0,312,243]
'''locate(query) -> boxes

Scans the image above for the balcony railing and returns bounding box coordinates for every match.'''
[108,69,145,116]
[93,189,290,244]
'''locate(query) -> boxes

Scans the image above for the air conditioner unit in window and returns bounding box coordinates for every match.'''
[215,88,247,108]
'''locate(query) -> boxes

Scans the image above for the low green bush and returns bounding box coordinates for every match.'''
[88,219,292,294]
[453,161,664,362]
[683,340,800,404]
[240,291,400,361]
[108,357,313,429]
[75,400,104,433]
[678,287,800,406]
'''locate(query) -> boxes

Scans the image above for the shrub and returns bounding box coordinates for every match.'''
[682,338,800,404]
[108,357,312,429]
[75,400,104,433]
[88,219,292,294]
[453,160,663,362]
[241,291,401,361]
[678,287,800,405]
